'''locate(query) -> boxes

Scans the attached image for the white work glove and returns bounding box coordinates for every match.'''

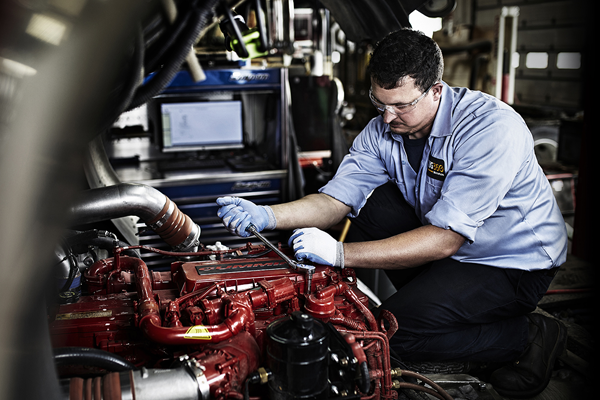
[288,227,344,268]
[216,197,276,237]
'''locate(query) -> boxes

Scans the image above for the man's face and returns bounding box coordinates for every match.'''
[370,77,442,140]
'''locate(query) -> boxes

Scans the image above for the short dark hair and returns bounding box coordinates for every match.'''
[366,29,444,91]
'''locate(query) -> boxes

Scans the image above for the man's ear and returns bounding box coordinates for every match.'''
[431,82,443,101]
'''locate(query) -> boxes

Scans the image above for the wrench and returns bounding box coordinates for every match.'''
[246,223,314,293]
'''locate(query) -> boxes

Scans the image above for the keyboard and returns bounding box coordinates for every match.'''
[157,158,227,172]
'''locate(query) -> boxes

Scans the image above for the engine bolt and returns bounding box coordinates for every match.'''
[330,385,339,395]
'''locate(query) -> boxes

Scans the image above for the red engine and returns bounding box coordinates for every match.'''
[49,243,401,400]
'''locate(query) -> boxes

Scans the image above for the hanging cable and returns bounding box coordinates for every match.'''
[127,0,219,111]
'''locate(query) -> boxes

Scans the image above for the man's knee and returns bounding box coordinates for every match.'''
[346,181,421,242]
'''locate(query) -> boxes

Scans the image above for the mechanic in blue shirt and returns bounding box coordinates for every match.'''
[217,29,568,398]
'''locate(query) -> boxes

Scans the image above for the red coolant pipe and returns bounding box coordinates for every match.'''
[339,329,394,400]
[132,255,255,345]
[132,254,300,346]
[306,281,378,332]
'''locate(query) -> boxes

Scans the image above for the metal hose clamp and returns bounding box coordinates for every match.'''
[180,355,210,400]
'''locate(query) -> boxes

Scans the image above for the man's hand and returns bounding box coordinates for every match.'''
[216,197,276,237]
[288,227,344,268]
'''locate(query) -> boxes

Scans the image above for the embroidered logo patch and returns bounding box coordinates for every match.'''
[427,156,446,180]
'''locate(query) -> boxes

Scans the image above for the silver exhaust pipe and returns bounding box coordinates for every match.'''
[68,183,201,252]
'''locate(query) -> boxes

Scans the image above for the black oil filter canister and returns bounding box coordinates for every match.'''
[266,311,329,399]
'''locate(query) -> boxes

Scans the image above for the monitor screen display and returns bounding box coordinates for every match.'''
[160,100,244,152]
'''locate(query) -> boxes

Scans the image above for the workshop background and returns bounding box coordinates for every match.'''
[0,1,595,400]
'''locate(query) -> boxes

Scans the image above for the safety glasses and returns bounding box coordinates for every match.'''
[369,82,437,115]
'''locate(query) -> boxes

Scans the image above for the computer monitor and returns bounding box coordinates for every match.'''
[159,99,244,152]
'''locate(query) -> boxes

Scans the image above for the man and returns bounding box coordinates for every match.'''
[217,29,568,398]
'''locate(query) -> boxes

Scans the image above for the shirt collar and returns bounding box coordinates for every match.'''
[429,81,453,138]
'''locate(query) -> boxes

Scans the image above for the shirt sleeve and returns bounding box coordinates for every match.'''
[319,120,390,217]
[425,109,533,242]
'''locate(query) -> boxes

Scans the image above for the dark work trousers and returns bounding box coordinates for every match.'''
[344,181,556,363]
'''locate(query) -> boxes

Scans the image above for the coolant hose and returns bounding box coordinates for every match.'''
[140,309,251,345]
[54,347,135,372]
[332,282,378,332]
[132,255,254,345]
[359,362,370,394]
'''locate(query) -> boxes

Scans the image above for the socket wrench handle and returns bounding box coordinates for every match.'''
[245,224,298,269]
[245,223,314,293]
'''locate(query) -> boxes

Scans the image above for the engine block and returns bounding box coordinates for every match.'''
[49,244,399,400]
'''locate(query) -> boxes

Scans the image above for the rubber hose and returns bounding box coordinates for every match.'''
[68,230,141,259]
[86,237,142,259]
[127,8,201,110]
[144,0,203,72]
[127,11,200,111]
[142,11,168,48]
[127,0,219,111]
[59,252,78,293]
[109,24,145,120]
[144,8,192,73]
[253,0,269,52]
[400,370,453,400]
[243,378,251,400]
[358,361,370,394]
[54,347,135,372]
[397,376,430,400]
[98,23,145,133]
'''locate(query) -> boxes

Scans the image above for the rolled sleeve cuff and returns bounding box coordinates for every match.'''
[425,199,482,243]
[319,183,363,218]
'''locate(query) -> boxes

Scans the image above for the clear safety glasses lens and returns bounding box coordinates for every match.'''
[369,83,436,116]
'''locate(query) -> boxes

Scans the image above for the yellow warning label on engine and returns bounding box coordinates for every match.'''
[55,310,113,320]
[183,325,212,340]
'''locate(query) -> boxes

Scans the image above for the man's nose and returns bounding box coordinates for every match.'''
[382,108,397,124]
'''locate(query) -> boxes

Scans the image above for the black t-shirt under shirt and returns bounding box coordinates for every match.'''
[403,135,428,173]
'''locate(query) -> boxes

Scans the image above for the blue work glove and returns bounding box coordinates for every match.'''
[216,197,276,237]
[288,227,344,268]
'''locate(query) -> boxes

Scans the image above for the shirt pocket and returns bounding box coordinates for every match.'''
[425,176,444,199]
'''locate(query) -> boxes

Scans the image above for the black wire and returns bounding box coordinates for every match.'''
[144,7,193,73]
[127,0,220,111]
[243,377,251,400]
[253,0,269,52]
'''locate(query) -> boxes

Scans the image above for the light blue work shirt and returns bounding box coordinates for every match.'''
[320,82,567,271]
